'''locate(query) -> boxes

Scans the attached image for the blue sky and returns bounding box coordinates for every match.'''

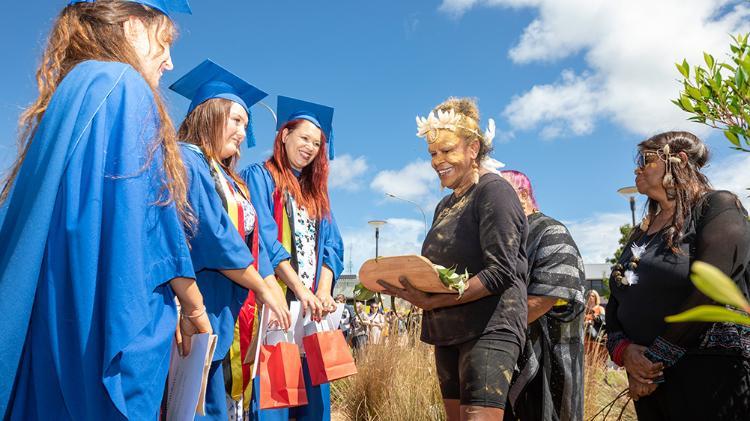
[2,0,750,273]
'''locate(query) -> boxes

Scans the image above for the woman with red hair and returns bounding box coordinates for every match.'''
[241,96,344,421]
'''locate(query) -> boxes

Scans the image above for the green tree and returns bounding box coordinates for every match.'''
[674,34,750,152]
[601,224,633,298]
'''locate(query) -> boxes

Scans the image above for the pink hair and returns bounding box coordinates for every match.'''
[500,170,539,209]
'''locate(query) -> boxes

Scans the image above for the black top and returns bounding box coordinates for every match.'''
[606,190,750,356]
[420,173,529,346]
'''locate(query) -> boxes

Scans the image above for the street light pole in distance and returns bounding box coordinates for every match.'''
[617,186,639,228]
[384,193,428,239]
[367,220,387,261]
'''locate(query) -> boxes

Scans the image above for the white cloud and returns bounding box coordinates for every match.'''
[563,212,631,264]
[328,154,369,191]
[441,0,750,138]
[504,70,598,139]
[370,159,440,206]
[340,218,426,274]
[706,152,750,209]
[404,13,420,38]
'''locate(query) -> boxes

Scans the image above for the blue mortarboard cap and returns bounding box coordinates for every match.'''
[68,0,192,18]
[170,59,268,147]
[276,96,335,160]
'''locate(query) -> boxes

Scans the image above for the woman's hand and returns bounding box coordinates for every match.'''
[622,344,664,383]
[378,277,439,311]
[177,308,212,357]
[315,290,337,316]
[627,373,658,401]
[296,288,325,320]
[256,287,292,331]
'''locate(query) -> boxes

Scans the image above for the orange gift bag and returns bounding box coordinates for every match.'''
[258,330,308,409]
[302,321,358,386]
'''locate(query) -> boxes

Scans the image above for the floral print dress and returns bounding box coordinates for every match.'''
[290,195,318,290]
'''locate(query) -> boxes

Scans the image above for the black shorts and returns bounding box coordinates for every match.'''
[434,330,521,409]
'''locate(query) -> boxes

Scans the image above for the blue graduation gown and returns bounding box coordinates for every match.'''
[240,163,344,421]
[0,61,195,420]
[181,144,274,420]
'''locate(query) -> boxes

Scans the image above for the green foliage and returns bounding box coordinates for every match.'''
[601,224,633,298]
[433,264,469,296]
[674,34,750,152]
[354,282,376,302]
[605,224,634,266]
[666,261,750,326]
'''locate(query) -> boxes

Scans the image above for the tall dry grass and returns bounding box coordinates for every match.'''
[332,332,636,420]
[583,339,636,421]
[331,330,444,421]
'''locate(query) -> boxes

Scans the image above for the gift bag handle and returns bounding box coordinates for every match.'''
[263,328,294,345]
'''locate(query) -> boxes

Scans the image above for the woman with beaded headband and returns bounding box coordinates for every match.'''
[241,95,345,421]
[0,1,212,419]
[379,97,528,420]
[169,60,292,420]
[605,131,750,419]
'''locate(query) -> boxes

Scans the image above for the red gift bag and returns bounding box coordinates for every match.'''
[258,331,308,409]
[302,322,358,386]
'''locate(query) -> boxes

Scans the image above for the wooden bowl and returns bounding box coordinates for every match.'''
[358,255,456,294]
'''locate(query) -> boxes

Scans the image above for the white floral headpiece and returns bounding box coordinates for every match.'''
[415,109,495,147]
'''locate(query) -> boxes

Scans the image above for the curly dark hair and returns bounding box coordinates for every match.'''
[634,131,713,252]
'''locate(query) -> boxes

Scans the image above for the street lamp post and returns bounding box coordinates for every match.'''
[617,186,638,227]
[367,220,388,310]
[385,193,428,239]
[367,220,387,260]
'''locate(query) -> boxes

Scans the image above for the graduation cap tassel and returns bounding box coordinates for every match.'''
[245,108,257,148]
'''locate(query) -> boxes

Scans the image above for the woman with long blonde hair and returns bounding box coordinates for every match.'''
[0,1,211,419]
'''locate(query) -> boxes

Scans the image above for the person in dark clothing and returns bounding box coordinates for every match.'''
[501,170,586,421]
[379,97,528,421]
[606,131,750,420]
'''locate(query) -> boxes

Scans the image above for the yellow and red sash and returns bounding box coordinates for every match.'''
[211,161,258,407]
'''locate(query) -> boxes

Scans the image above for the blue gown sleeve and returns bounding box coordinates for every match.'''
[241,164,291,269]
[321,213,345,284]
[182,145,253,272]
[258,233,274,278]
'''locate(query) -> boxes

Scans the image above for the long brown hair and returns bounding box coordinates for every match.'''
[177,98,249,192]
[265,119,331,220]
[1,0,191,225]
[635,131,714,252]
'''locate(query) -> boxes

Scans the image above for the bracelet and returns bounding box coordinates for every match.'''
[182,306,206,319]
[612,339,631,367]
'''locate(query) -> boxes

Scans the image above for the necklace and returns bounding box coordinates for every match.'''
[611,233,658,286]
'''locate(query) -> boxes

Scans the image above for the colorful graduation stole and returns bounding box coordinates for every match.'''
[210,161,259,407]
[272,189,320,292]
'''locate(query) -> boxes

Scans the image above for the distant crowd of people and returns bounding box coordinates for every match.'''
[334,294,420,350]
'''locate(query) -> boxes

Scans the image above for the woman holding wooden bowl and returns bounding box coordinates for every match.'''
[378,97,529,421]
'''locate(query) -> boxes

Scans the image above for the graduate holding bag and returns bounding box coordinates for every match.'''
[169,60,292,420]
[0,1,212,419]
[242,96,345,421]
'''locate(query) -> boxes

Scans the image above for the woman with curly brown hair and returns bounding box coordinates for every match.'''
[606,131,750,420]
[380,97,528,420]
[0,1,211,419]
